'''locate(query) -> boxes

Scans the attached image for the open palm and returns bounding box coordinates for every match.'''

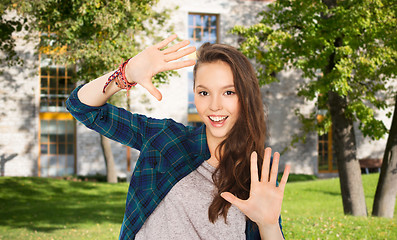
[125,35,196,101]
[221,148,290,227]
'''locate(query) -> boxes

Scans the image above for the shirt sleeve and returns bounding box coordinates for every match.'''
[65,84,168,151]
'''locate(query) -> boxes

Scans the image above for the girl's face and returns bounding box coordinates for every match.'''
[194,61,240,144]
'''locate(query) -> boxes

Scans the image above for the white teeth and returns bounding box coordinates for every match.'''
[209,116,227,122]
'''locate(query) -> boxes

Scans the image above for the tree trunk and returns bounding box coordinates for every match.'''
[328,91,368,216]
[372,95,397,218]
[100,134,118,183]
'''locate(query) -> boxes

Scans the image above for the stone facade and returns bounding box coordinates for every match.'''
[263,69,318,174]
[0,16,40,176]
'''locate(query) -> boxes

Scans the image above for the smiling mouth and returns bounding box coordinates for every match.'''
[208,116,228,123]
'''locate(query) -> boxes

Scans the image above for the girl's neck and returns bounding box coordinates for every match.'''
[206,132,224,168]
[206,155,219,168]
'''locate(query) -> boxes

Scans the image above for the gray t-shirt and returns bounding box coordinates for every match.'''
[135,160,246,240]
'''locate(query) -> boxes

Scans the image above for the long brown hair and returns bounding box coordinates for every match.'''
[193,43,267,223]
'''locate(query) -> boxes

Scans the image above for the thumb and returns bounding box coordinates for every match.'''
[220,192,245,209]
[142,82,162,101]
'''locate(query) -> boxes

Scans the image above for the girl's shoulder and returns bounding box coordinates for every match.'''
[132,113,200,136]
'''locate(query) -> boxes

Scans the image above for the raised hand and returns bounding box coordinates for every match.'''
[221,148,290,238]
[125,35,196,101]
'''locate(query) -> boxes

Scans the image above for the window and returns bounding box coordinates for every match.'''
[38,30,76,177]
[188,13,219,48]
[39,116,76,177]
[187,13,219,126]
[317,115,337,173]
[40,62,75,112]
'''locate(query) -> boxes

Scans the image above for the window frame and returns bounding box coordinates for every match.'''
[317,115,337,173]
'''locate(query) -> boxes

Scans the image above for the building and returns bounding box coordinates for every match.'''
[0,0,392,178]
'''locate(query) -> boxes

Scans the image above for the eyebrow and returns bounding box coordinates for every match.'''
[195,84,235,89]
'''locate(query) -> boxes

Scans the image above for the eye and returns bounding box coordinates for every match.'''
[225,90,235,96]
[198,91,209,96]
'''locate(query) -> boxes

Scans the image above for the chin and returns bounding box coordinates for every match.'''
[207,128,229,141]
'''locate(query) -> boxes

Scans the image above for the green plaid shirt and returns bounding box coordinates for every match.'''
[66,85,282,239]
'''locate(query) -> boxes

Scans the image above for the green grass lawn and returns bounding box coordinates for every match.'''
[282,173,397,239]
[0,174,396,240]
[0,177,127,240]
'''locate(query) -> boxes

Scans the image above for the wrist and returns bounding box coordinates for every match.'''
[257,222,279,231]
[103,58,136,94]
[124,58,137,84]
[258,223,283,240]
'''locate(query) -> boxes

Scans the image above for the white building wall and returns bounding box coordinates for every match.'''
[0,12,40,176]
[75,123,129,178]
[355,88,396,161]
[264,70,318,174]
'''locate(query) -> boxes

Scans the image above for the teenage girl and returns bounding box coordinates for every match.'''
[66,35,290,240]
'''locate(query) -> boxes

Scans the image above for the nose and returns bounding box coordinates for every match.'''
[209,95,222,111]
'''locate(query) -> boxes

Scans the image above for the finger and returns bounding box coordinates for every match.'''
[220,192,245,210]
[164,46,196,62]
[250,151,259,184]
[269,151,280,184]
[278,164,291,193]
[162,39,191,54]
[155,34,178,49]
[162,59,196,71]
[261,147,271,182]
[141,82,163,101]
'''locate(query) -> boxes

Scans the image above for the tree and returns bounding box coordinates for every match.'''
[372,94,397,218]
[232,0,397,216]
[6,0,175,182]
[0,0,27,66]
[372,2,397,219]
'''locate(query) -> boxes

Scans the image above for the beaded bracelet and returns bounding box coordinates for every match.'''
[103,58,137,94]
